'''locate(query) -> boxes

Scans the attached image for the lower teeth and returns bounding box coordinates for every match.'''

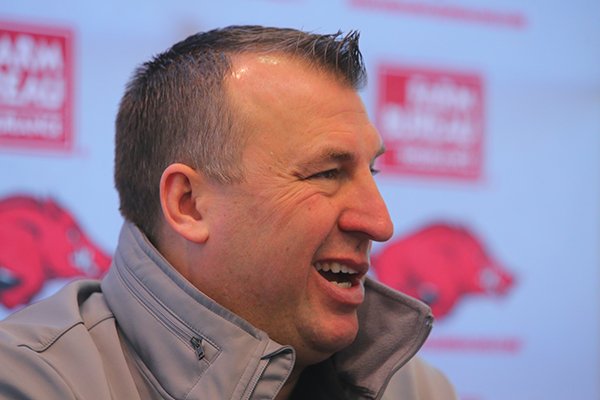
[332,281,352,289]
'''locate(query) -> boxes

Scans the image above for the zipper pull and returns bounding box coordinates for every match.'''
[190,336,205,361]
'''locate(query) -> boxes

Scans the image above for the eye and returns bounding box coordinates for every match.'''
[370,166,381,176]
[309,168,341,180]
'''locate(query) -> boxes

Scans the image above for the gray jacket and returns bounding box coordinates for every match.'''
[0,222,456,399]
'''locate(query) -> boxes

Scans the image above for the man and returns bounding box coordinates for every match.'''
[0,26,456,399]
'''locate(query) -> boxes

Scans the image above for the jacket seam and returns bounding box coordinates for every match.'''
[20,321,84,353]
[85,313,116,331]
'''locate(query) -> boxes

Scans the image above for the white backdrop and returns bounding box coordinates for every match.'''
[1,1,599,399]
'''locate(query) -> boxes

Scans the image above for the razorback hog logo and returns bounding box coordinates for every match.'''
[0,195,111,309]
[372,223,514,319]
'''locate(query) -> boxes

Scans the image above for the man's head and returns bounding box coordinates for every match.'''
[115,26,366,243]
[114,26,393,369]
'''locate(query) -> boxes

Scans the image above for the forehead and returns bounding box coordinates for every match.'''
[225,53,382,161]
[226,52,342,108]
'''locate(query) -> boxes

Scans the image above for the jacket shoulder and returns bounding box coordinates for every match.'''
[0,280,116,399]
[0,280,106,350]
[0,336,78,399]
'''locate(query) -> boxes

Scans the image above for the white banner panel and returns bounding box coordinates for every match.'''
[1,1,599,398]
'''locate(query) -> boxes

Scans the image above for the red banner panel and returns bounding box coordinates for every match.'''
[349,0,526,29]
[376,65,484,181]
[0,21,74,151]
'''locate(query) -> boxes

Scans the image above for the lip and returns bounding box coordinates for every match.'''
[312,259,369,307]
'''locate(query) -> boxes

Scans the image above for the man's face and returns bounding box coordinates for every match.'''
[194,54,393,367]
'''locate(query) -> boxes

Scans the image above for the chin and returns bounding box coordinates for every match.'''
[304,316,360,363]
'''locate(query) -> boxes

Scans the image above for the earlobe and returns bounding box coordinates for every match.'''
[160,163,209,244]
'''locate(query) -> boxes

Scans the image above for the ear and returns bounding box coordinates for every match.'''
[159,163,209,244]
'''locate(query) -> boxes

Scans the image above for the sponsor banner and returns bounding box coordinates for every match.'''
[348,0,527,29]
[376,65,484,181]
[0,21,74,151]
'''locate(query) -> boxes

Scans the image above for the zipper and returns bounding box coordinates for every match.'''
[190,336,205,360]
[116,262,210,360]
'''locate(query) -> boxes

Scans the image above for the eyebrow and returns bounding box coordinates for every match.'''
[297,144,386,170]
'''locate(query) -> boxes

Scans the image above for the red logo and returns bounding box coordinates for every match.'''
[0,195,111,309]
[0,21,74,151]
[376,65,484,181]
[372,223,514,319]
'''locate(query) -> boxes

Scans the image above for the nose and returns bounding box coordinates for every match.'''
[338,171,394,242]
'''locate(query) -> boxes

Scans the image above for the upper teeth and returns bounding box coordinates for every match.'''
[315,262,358,274]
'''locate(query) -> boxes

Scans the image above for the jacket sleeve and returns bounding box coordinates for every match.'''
[381,356,458,400]
[0,339,77,400]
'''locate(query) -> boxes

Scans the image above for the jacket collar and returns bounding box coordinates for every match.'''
[103,222,432,399]
[334,279,433,399]
[103,222,295,399]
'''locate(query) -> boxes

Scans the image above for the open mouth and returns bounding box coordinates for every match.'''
[314,262,361,289]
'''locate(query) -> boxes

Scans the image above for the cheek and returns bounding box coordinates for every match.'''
[249,180,330,223]
[217,190,338,283]
[267,197,337,251]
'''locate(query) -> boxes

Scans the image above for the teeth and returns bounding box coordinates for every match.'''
[314,262,359,275]
[332,281,352,289]
[340,264,352,274]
